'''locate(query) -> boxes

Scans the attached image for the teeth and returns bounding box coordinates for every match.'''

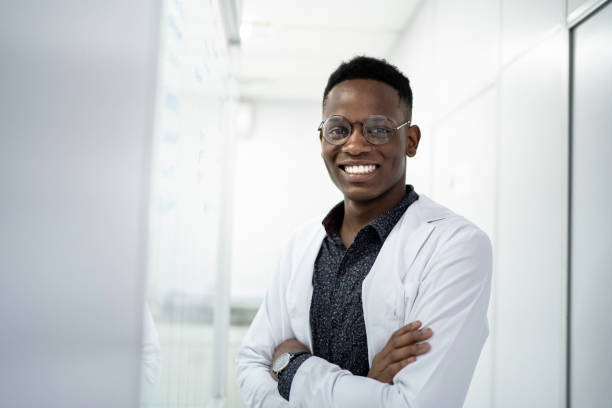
[344,164,376,175]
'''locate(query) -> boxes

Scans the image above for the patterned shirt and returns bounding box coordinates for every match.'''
[278,185,419,400]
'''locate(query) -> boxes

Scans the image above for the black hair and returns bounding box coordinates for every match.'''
[323,55,413,115]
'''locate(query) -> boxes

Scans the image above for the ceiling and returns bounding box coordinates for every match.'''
[237,0,422,102]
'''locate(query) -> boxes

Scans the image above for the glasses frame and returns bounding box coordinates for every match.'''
[317,114,411,146]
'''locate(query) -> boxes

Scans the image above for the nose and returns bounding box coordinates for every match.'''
[342,122,373,155]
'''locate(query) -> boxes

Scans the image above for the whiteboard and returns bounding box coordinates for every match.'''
[144,0,237,405]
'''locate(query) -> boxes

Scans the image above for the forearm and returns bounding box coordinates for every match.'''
[277,353,311,400]
[237,345,290,408]
[285,252,491,408]
[287,320,487,408]
[289,357,398,408]
[236,240,297,407]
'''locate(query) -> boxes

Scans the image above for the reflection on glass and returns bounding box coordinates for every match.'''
[143,0,235,406]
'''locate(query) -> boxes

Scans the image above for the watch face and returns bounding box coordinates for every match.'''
[273,352,291,373]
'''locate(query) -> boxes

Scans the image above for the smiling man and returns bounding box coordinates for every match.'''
[237,56,492,408]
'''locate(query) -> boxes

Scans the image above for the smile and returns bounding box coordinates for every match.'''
[340,164,379,175]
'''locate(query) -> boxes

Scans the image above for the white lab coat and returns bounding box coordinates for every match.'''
[237,194,492,408]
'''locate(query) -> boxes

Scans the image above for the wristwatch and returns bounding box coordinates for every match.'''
[272,350,309,380]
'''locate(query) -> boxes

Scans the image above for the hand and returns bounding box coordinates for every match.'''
[367,321,433,384]
[270,338,309,381]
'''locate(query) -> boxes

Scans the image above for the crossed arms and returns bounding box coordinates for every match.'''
[237,226,492,408]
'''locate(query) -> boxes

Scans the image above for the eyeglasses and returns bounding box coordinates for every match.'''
[317,115,411,146]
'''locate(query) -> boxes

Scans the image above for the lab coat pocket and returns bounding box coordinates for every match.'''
[367,284,406,361]
[402,279,421,325]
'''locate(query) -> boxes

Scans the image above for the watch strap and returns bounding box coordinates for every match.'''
[273,350,309,379]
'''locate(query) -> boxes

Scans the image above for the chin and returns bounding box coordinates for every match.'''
[339,184,383,203]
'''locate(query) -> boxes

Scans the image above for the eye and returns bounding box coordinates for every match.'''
[328,126,350,136]
[367,126,394,136]
[371,127,393,134]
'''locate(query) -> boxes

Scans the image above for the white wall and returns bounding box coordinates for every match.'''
[496,29,568,408]
[230,100,341,302]
[570,2,612,405]
[391,0,569,406]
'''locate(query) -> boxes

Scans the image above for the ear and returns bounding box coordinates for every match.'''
[405,125,421,157]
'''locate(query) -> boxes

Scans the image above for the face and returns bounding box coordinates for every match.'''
[320,79,420,204]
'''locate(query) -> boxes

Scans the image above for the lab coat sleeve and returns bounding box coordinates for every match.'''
[236,245,293,408]
[289,224,493,408]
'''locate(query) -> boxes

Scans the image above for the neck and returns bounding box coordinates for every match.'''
[339,182,406,246]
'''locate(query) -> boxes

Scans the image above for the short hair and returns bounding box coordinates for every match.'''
[322,56,413,115]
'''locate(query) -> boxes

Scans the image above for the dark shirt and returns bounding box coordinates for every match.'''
[278,185,419,400]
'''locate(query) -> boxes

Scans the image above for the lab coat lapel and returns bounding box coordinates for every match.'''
[362,194,450,365]
[287,194,452,361]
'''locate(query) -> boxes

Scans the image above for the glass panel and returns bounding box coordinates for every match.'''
[144,0,235,406]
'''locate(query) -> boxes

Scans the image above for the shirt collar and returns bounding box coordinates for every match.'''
[321,185,419,242]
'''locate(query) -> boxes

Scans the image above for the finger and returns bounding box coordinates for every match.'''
[380,322,421,358]
[390,327,433,349]
[381,324,429,360]
[385,322,423,351]
[384,356,417,382]
[387,341,431,363]
[391,320,421,337]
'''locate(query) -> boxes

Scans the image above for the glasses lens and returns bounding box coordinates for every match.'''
[323,116,351,145]
[364,116,395,145]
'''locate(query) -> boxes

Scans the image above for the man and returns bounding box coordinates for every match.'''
[237,56,492,407]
